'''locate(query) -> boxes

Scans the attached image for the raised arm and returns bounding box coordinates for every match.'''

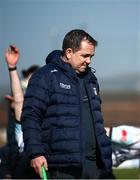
[5,45,24,121]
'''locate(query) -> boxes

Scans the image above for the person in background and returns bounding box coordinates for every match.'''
[0,45,21,179]
[105,125,140,167]
[21,65,41,93]
[0,45,40,179]
[4,61,40,154]
[21,29,115,179]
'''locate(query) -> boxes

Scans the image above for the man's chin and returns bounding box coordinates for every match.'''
[76,68,87,74]
[80,68,87,72]
[77,70,86,75]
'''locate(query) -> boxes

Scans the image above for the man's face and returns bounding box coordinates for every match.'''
[66,40,95,74]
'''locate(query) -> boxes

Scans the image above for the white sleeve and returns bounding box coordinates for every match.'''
[15,123,24,152]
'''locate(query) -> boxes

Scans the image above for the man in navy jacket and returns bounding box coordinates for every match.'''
[21,29,114,179]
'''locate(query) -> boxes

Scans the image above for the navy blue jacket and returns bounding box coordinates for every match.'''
[21,50,112,169]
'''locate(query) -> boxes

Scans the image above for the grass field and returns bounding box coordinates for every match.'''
[113,168,140,179]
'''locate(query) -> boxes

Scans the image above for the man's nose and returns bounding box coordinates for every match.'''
[86,57,91,64]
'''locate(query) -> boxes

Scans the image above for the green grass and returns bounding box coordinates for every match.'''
[113,168,140,179]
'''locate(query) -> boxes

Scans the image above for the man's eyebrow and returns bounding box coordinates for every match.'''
[82,53,94,57]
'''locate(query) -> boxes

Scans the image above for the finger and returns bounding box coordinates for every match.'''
[32,165,39,175]
[4,95,14,101]
[5,48,10,56]
[10,45,15,51]
[34,167,38,174]
[10,45,19,53]
[43,161,48,171]
[38,166,43,178]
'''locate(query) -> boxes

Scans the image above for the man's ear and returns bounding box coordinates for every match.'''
[65,48,73,60]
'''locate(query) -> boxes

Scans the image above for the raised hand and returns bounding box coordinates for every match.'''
[5,45,20,68]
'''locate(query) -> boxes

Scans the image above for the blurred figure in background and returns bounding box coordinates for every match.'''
[0,45,21,179]
[21,65,41,93]
[0,45,40,179]
[106,125,140,167]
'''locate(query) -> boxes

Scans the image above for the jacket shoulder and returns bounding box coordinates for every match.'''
[30,63,57,80]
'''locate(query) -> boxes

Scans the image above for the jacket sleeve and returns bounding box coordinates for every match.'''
[21,70,50,159]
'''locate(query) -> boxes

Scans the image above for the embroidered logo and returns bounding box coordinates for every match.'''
[60,83,71,89]
[93,87,98,95]
[51,69,58,73]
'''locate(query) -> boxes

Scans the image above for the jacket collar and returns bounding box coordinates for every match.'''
[46,50,76,76]
[46,50,97,82]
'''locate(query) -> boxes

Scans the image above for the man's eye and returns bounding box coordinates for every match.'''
[82,55,89,58]
[82,54,94,58]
